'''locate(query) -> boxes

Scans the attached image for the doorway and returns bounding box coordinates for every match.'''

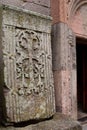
[77,38,87,119]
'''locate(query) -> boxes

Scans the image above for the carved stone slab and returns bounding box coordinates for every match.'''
[0,5,55,123]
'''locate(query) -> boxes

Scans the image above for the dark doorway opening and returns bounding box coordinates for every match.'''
[76,38,87,120]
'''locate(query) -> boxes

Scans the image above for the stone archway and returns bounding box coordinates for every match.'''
[68,0,87,20]
[69,3,87,38]
[69,2,87,119]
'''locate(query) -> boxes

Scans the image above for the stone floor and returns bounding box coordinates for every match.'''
[82,123,87,130]
[0,113,82,130]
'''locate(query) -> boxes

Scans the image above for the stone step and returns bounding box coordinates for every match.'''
[0,113,82,130]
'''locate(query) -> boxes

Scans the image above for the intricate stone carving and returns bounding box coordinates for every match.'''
[15,29,46,96]
[68,35,74,47]
[16,30,33,96]
[32,32,45,94]
[2,27,55,122]
[2,6,55,123]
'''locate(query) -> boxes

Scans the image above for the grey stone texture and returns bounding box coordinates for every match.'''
[0,113,82,130]
[0,0,50,15]
[52,23,77,119]
[0,5,55,123]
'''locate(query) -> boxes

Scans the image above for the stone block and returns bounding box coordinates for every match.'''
[0,5,55,123]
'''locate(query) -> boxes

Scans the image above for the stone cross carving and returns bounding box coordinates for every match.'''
[0,5,55,123]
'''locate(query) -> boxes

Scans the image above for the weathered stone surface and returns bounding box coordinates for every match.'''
[52,23,77,119]
[0,113,82,130]
[0,0,50,16]
[0,5,55,123]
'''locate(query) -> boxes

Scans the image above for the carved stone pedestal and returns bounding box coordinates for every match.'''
[0,5,55,123]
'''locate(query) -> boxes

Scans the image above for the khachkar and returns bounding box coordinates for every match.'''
[0,5,55,123]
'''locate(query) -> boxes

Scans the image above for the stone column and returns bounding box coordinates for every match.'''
[52,23,77,119]
[0,4,55,123]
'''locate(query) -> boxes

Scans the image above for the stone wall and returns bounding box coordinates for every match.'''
[51,0,77,119]
[0,0,50,15]
[51,0,87,120]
